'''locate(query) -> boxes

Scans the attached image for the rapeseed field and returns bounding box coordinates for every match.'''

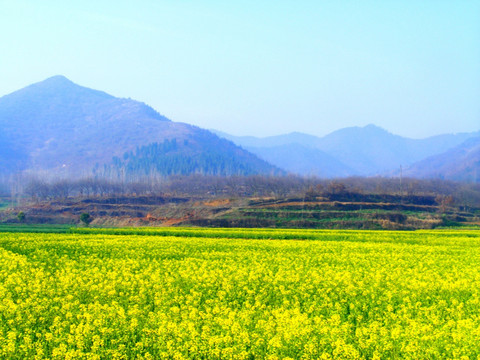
[0,229,479,359]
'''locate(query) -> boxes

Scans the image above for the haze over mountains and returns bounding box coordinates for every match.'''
[404,137,480,182]
[0,76,478,182]
[214,127,480,181]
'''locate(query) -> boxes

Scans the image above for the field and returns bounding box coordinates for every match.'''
[6,191,479,230]
[1,228,480,359]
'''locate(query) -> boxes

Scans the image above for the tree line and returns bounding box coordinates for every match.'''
[3,175,479,208]
[99,138,280,179]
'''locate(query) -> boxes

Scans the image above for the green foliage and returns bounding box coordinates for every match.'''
[0,224,72,233]
[80,213,92,226]
[107,137,280,177]
[16,211,25,222]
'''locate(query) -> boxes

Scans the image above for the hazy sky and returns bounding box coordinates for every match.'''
[1,0,479,138]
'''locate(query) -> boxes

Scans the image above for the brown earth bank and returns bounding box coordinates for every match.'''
[1,193,479,230]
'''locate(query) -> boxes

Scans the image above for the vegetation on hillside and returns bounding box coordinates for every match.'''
[0,76,280,177]
[103,137,282,178]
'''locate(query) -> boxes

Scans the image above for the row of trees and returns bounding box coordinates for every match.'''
[2,175,479,208]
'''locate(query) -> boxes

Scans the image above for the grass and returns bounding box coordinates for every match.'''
[0,224,73,233]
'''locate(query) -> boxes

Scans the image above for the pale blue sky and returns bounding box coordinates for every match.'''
[1,0,479,138]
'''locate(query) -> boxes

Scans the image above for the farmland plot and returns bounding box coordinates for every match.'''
[0,229,479,359]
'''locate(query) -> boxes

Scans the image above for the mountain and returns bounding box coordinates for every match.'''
[211,130,353,177]
[244,144,353,178]
[214,125,479,177]
[0,76,280,177]
[318,125,479,175]
[2,76,476,181]
[212,130,322,148]
[405,137,480,182]
[315,125,406,174]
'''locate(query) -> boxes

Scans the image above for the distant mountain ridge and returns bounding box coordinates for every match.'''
[0,76,281,177]
[244,144,353,178]
[405,137,480,182]
[1,75,477,182]
[213,126,479,180]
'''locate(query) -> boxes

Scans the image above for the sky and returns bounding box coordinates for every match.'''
[0,0,479,138]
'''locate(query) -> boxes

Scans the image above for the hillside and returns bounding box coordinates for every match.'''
[4,190,479,230]
[245,144,353,178]
[215,126,479,177]
[0,76,280,177]
[405,137,480,182]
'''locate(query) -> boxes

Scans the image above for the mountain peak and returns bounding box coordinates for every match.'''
[3,75,115,104]
[361,124,390,134]
[43,74,73,83]
[325,124,390,139]
[363,123,382,130]
[31,75,78,90]
[43,74,96,88]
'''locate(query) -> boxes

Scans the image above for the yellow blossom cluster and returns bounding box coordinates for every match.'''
[0,229,479,359]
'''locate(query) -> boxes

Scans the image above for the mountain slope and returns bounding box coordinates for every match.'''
[245,144,354,178]
[310,124,478,175]
[215,125,479,177]
[212,130,322,148]
[107,131,280,177]
[0,76,280,177]
[405,137,480,182]
[315,125,407,174]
